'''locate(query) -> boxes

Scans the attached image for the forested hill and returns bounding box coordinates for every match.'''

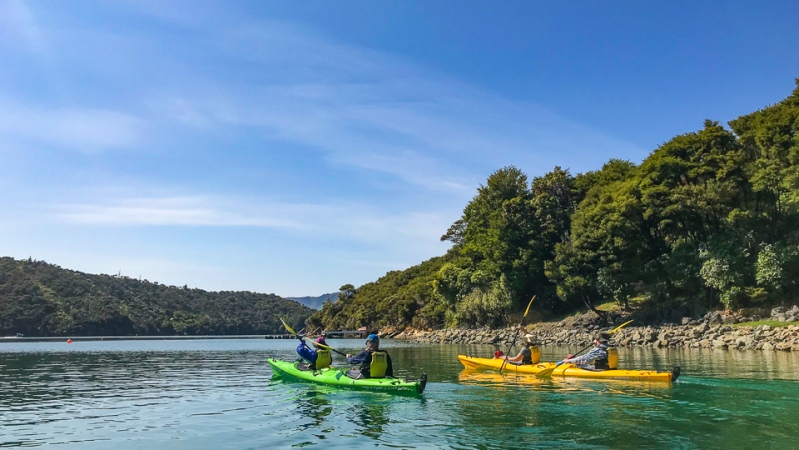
[0,257,313,337]
[308,79,799,332]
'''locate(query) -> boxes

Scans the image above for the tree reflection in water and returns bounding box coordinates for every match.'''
[351,400,390,440]
[295,388,333,433]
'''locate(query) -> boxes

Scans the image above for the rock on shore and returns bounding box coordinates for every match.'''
[389,305,799,352]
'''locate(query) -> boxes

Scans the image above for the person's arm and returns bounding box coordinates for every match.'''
[505,350,526,363]
[347,350,370,364]
[386,353,394,377]
[297,342,317,362]
[563,347,605,365]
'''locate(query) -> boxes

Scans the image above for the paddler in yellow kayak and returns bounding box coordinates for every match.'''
[496,325,542,366]
[560,331,617,370]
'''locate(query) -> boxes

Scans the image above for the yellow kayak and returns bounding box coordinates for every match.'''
[457,355,680,382]
[458,355,555,374]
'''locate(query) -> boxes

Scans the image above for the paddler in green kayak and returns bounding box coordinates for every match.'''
[346,334,394,378]
[296,335,333,370]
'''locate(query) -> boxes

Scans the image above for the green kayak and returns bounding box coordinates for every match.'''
[267,358,427,396]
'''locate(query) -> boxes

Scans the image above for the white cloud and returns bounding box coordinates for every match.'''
[0,104,144,152]
[0,0,46,54]
[0,3,649,295]
[53,196,305,228]
[49,192,456,246]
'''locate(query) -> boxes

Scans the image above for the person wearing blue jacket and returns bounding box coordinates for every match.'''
[296,336,329,369]
[346,334,393,378]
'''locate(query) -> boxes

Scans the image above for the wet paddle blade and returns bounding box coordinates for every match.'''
[280,318,298,336]
[611,320,633,334]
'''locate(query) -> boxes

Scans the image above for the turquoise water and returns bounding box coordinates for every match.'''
[1,338,798,449]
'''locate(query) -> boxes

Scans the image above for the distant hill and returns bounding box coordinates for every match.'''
[288,293,338,310]
[0,257,314,337]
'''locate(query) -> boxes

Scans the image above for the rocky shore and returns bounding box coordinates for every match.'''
[389,305,799,352]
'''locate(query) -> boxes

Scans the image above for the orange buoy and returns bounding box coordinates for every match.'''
[67,339,73,344]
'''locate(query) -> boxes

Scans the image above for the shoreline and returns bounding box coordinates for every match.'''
[391,323,799,352]
[0,335,292,343]
[390,307,799,352]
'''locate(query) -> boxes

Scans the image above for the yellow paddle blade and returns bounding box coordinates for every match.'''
[610,320,634,334]
[280,317,298,336]
[524,295,536,317]
[534,364,558,379]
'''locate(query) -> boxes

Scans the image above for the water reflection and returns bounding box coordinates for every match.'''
[457,368,675,397]
[617,346,799,381]
[294,388,333,433]
[351,400,389,440]
[271,375,398,444]
[458,369,546,387]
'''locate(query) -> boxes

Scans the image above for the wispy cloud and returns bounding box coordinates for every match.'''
[0,2,648,294]
[0,0,47,55]
[3,2,641,185]
[132,16,642,188]
[50,193,452,245]
[0,104,144,152]
[54,196,311,228]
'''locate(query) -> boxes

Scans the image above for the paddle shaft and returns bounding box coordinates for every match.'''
[499,296,536,374]
[280,317,350,359]
[313,341,348,357]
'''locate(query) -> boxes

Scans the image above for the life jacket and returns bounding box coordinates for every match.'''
[607,347,619,369]
[315,349,332,369]
[368,350,388,378]
[526,344,541,364]
[594,346,618,370]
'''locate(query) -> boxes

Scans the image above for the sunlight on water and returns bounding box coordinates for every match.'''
[1,338,798,449]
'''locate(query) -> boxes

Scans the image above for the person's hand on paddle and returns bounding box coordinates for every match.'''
[346,353,352,359]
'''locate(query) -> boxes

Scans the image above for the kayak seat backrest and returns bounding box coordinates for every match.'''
[529,345,541,364]
[315,349,332,369]
[607,347,619,369]
[369,351,388,378]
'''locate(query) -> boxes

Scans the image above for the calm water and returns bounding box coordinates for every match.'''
[2,338,798,449]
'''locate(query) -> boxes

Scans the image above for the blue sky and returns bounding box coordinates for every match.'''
[1,1,798,297]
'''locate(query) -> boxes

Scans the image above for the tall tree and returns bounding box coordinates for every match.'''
[440,166,536,313]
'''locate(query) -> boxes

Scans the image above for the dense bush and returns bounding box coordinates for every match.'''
[0,257,312,336]
[309,79,799,330]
